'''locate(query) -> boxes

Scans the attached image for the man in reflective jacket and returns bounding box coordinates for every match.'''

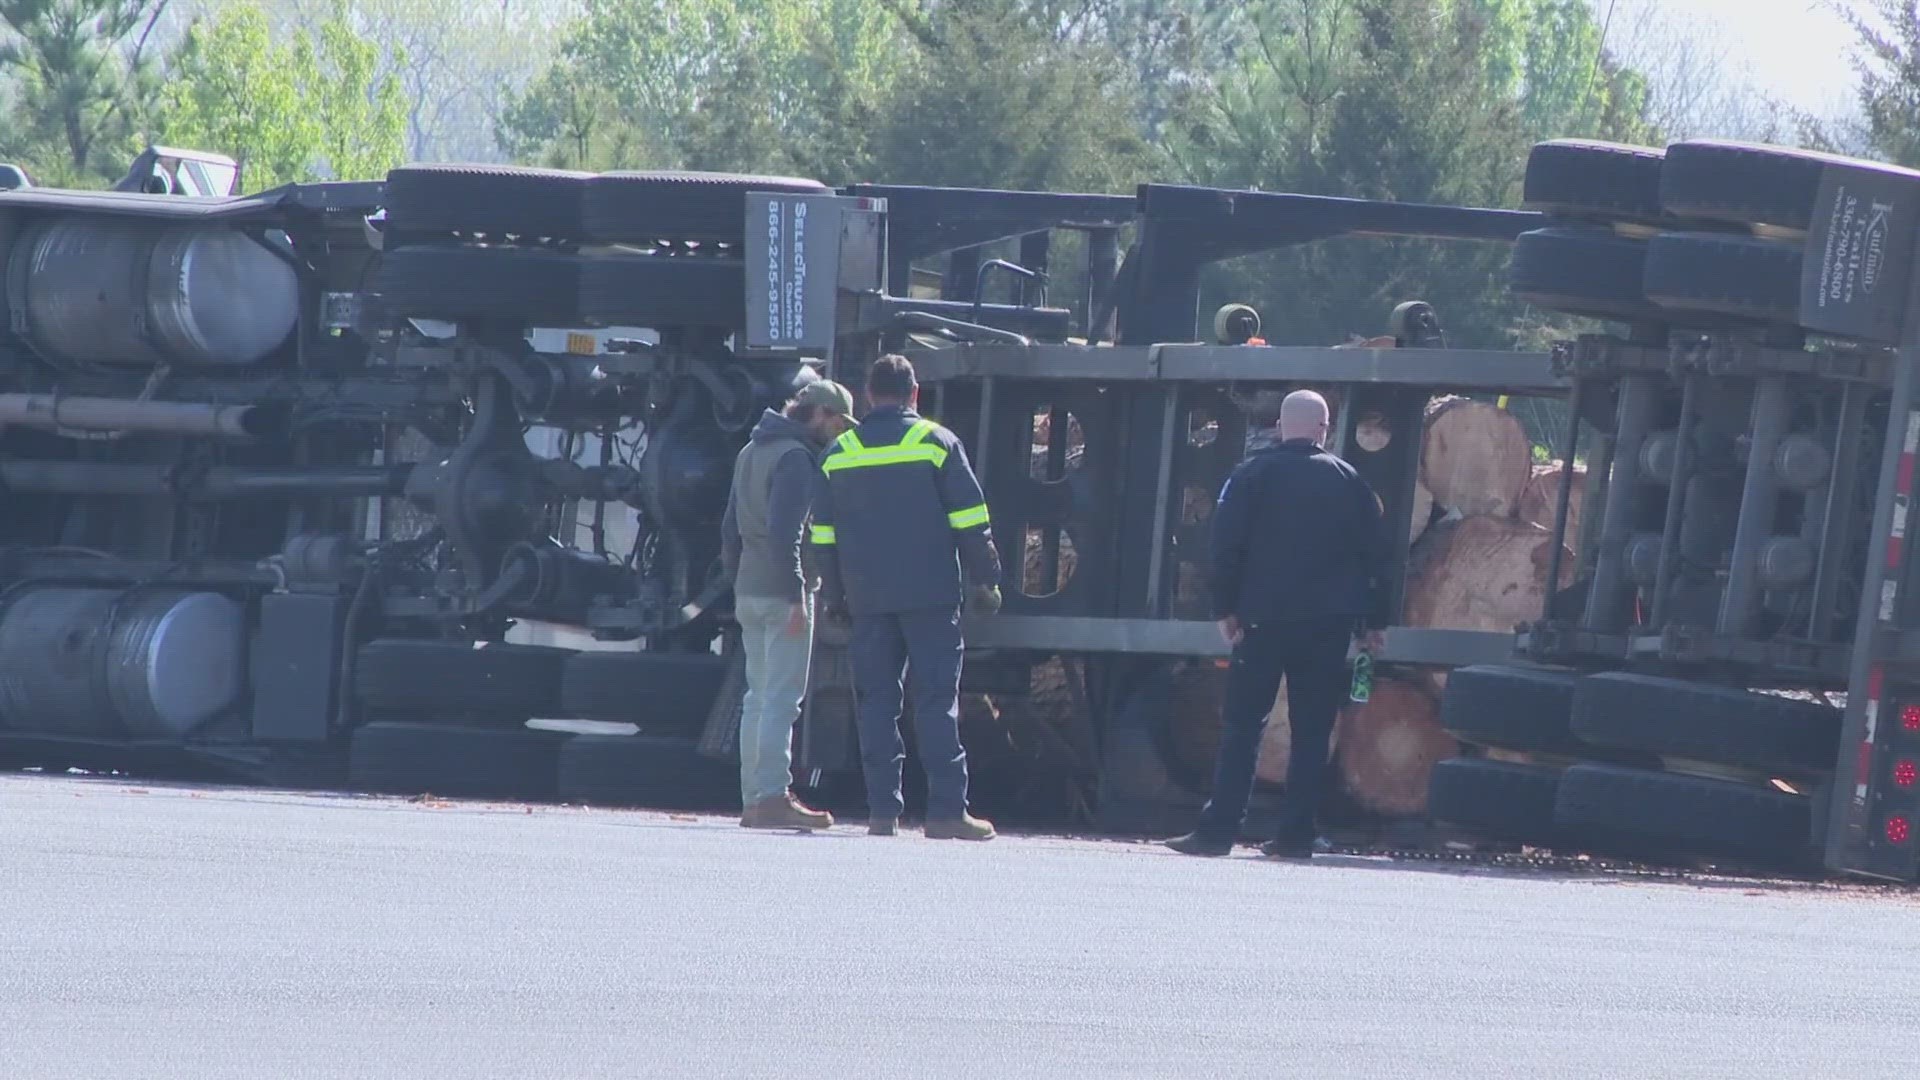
[809,354,1004,840]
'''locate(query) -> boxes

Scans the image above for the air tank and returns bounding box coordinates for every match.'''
[0,588,246,739]
[11,218,299,368]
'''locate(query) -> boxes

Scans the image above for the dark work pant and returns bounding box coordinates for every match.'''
[849,606,970,820]
[1195,616,1352,844]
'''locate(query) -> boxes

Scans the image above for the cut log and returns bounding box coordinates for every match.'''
[1255,684,1292,785]
[1336,677,1454,817]
[1335,335,1399,350]
[1402,515,1575,633]
[1516,460,1587,553]
[1021,522,1079,597]
[1408,480,1436,547]
[1420,396,1533,517]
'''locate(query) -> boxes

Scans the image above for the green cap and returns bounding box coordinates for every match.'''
[794,378,854,418]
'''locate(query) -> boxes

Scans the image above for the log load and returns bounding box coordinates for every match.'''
[1401,515,1575,634]
[1011,382,1571,823]
[1515,460,1587,554]
[1335,678,1453,817]
[1420,396,1533,517]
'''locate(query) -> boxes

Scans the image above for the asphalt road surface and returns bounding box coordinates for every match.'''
[5,772,1918,1080]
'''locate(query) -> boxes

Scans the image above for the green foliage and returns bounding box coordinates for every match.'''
[158,0,406,190]
[498,0,905,178]
[1167,0,1660,348]
[0,0,169,185]
[499,0,1150,189]
[1839,0,1920,167]
[863,0,1152,190]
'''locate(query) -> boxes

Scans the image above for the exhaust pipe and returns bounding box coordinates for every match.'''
[0,394,289,440]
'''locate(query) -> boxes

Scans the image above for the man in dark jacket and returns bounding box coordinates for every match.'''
[1166,389,1390,860]
[721,374,855,831]
[809,355,1004,840]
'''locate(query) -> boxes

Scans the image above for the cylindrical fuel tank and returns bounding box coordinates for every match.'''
[11,218,298,367]
[0,588,246,739]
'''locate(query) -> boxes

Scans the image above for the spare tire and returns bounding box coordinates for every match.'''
[582,171,831,243]
[1508,228,1666,325]
[1438,665,1584,754]
[1643,232,1803,326]
[348,721,569,801]
[370,245,584,326]
[1523,140,1668,223]
[1570,672,1842,774]
[384,164,589,240]
[557,733,738,811]
[577,256,748,328]
[559,650,729,729]
[1427,757,1564,844]
[1553,762,1815,867]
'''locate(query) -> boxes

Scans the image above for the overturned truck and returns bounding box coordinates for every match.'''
[0,139,1913,882]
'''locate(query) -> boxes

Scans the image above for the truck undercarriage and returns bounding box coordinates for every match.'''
[3,140,1918,883]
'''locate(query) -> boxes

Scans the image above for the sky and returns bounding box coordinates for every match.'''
[1606,0,1862,114]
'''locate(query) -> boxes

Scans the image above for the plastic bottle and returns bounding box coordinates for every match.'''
[1349,651,1373,704]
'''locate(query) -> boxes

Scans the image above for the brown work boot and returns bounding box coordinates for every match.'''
[868,816,898,836]
[742,793,833,831]
[924,812,996,841]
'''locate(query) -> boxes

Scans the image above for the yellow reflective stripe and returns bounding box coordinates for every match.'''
[821,444,948,472]
[809,523,837,545]
[836,430,864,454]
[901,420,935,447]
[948,503,990,530]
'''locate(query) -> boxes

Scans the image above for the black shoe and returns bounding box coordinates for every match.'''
[1164,832,1234,857]
[1260,837,1316,860]
[869,816,898,836]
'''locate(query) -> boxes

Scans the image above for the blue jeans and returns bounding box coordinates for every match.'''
[736,594,814,805]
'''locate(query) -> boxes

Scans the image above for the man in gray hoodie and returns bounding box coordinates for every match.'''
[721,375,856,830]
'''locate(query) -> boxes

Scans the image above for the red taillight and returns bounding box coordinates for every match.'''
[1903,704,1920,732]
[1887,816,1912,844]
[1898,760,1919,788]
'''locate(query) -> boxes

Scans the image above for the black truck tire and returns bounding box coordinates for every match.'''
[1438,665,1585,754]
[1522,139,1669,222]
[1660,140,1920,232]
[1426,757,1564,843]
[1508,227,1666,325]
[384,163,590,239]
[559,650,730,729]
[556,733,738,811]
[370,245,584,326]
[1643,232,1802,325]
[348,721,568,801]
[582,170,830,243]
[1569,672,1842,775]
[1553,763,1815,866]
[577,256,748,328]
[354,639,573,716]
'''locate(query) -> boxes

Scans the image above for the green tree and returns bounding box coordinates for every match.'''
[867,0,1152,190]
[158,1,405,190]
[0,0,170,185]
[271,0,563,161]
[1168,0,1659,348]
[499,0,903,178]
[1837,0,1920,167]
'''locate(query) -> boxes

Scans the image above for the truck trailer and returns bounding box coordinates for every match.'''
[0,139,1911,883]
